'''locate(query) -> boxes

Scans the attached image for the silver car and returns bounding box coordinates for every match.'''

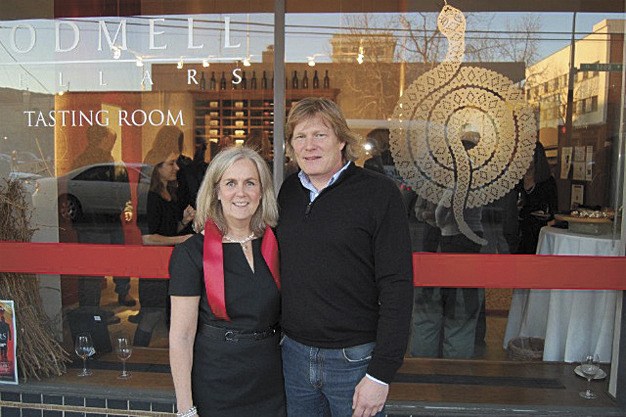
[35,163,150,223]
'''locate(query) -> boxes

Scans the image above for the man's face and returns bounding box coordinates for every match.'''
[291,114,345,189]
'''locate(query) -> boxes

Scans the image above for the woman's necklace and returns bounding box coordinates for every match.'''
[223,232,256,251]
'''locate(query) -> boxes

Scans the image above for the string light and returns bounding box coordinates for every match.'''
[242,57,251,67]
[202,59,210,67]
[135,57,144,67]
[111,46,122,60]
[177,57,184,69]
[357,45,365,64]
[307,56,316,67]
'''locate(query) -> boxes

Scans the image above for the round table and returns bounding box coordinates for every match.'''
[504,226,624,362]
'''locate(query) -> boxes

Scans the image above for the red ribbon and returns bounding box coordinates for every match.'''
[202,221,280,320]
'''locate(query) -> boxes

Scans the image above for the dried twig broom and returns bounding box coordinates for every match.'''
[0,179,70,380]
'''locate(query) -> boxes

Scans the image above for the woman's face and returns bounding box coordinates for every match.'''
[217,158,262,229]
[157,153,179,183]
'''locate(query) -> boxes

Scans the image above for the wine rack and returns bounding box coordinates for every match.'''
[192,89,339,148]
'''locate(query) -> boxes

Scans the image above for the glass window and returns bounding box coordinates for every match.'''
[0,2,624,408]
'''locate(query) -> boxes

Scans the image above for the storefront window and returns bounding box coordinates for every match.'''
[1,0,625,409]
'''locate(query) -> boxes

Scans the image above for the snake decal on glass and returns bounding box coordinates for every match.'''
[389,1,536,245]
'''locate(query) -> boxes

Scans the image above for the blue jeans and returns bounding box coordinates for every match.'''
[281,335,383,417]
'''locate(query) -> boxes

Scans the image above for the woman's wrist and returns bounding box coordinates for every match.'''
[176,405,197,417]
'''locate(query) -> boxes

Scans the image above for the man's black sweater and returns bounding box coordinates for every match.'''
[277,163,414,383]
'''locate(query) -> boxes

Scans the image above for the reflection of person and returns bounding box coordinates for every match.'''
[169,147,285,417]
[0,316,11,362]
[134,127,195,346]
[517,142,558,254]
[411,133,485,359]
[72,126,134,321]
[220,135,235,151]
[277,98,413,417]
[245,129,272,164]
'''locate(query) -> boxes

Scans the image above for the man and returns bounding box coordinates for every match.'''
[276,97,413,417]
[72,126,135,322]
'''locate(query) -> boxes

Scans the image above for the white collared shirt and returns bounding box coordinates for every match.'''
[298,161,352,202]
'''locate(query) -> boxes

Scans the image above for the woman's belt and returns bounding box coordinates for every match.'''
[198,323,279,342]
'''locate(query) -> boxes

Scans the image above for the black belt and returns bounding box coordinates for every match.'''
[198,323,279,342]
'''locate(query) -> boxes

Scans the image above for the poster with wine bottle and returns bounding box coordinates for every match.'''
[0,300,18,385]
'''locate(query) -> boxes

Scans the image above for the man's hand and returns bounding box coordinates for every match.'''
[352,376,388,417]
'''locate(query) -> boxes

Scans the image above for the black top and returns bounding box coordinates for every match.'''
[168,234,280,331]
[518,176,558,221]
[276,163,413,383]
[143,191,192,236]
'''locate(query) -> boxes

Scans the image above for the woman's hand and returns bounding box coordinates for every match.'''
[182,205,196,225]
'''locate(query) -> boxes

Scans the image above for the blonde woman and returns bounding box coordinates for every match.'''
[169,147,285,417]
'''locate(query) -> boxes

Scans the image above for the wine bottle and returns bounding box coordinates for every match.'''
[241,71,248,90]
[312,70,319,89]
[209,71,216,90]
[291,70,299,89]
[302,70,309,89]
[261,71,268,89]
[220,71,227,90]
[199,72,206,90]
[250,70,257,90]
[323,70,330,88]
[271,72,274,90]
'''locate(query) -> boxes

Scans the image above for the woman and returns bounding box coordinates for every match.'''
[134,127,195,346]
[168,147,285,417]
[517,142,558,254]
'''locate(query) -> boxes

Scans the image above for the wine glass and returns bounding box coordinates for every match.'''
[579,353,601,399]
[115,336,132,379]
[74,332,94,377]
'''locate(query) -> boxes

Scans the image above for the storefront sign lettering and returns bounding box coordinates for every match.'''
[23,109,185,127]
[7,17,241,54]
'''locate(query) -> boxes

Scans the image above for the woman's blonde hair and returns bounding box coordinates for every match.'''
[194,147,278,236]
[285,97,362,162]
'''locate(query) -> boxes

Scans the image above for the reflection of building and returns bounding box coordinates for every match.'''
[330,33,397,63]
[525,19,624,209]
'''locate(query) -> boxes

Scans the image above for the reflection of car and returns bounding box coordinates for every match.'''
[15,151,49,174]
[34,163,150,223]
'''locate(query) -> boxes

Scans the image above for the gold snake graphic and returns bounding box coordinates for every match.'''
[390,2,536,245]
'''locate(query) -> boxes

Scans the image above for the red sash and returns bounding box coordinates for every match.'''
[202,221,280,320]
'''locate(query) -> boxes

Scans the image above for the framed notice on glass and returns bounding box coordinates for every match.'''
[0,300,18,385]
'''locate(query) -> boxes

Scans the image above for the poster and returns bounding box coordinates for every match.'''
[571,184,584,209]
[572,162,586,181]
[585,146,594,182]
[0,300,18,385]
[560,147,572,179]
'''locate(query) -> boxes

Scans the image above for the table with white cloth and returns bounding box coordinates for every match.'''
[504,226,624,363]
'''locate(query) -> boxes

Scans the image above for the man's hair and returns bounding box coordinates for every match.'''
[194,147,278,236]
[285,97,362,162]
[86,126,114,145]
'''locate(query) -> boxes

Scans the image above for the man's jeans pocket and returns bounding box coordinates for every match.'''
[342,342,375,363]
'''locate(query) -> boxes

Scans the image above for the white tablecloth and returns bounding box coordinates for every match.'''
[504,227,624,362]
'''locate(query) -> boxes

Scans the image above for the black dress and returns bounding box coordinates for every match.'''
[169,234,286,417]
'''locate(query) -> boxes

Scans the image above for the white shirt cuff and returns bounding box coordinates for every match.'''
[365,373,388,386]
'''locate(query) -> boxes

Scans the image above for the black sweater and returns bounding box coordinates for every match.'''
[277,163,414,383]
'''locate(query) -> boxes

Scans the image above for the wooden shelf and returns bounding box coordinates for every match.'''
[192,88,340,148]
